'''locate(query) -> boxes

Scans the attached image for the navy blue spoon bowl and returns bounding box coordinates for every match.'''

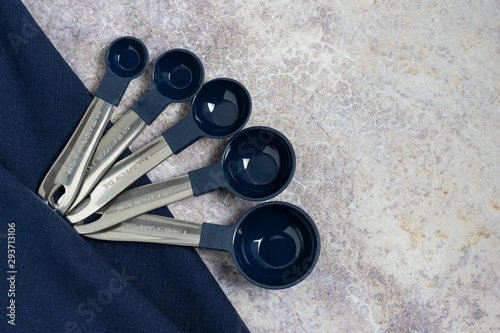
[189,126,296,200]
[153,49,204,101]
[131,49,205,125]
[162,78,252,153]
[107,37,148,77]
[206,201,321,289]
[95,36,149,106]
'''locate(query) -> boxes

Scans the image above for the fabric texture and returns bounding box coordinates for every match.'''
[0,1,249,332]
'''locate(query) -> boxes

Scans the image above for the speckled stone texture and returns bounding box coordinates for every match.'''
[21,0,500,331]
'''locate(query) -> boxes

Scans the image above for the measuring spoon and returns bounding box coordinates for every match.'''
[84,201,320,289]
[38,36,148,214]
[70,49,205,209]
[73,126,295,234]
[67,78,252,223]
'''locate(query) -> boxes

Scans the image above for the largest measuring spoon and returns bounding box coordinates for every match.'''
[67,78,252,223]
[69,49,204,209]
[84,202,320,289]
[38,36,148,214]
[73,126,295,234]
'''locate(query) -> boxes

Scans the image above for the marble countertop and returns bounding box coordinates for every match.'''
[22,0,499,331]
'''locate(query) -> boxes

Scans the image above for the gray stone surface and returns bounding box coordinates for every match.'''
[23,0,500,331]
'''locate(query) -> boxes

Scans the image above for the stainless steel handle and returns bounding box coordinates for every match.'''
[74,174,194,234]
[38,97,114,214]
[82,214,202,247]
[66,135,174,222]
[70,110,146,208]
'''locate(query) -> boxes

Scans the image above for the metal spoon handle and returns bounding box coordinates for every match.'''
[66,135,174,222]
[73,174,194,234]
[38,96,114,214]
[71,110,146,208]
[82,214,202,247]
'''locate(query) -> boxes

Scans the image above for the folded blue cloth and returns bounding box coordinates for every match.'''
[0,1,249,332]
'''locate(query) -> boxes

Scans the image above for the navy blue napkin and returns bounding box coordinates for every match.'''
[0,1,249,332]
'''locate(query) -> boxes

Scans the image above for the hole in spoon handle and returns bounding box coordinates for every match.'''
[38,97,115,213]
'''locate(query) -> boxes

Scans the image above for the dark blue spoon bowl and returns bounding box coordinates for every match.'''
[222,126,295,200]
[107,37,149,78]
[161,78,252,154]
[192,78,251,137]
[153,49,205,101]
[200,201,321,289]
[131,49,205,125]
[188,126,296,201]
[95,36,149,106]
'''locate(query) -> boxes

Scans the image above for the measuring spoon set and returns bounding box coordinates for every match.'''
[38,36,320,289]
